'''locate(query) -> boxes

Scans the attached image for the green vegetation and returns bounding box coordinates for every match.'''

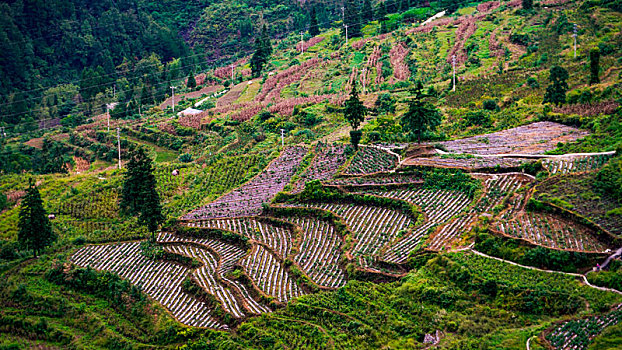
[18,180,56,258]
[120,148,164,238]
[401,81,442,143]
[544,66,569,106]
[475,232,601,273]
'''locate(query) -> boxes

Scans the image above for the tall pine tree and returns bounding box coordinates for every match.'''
[401,81,442,143]
[590,48,600,85]
[120,147,164,239]
[344,81,367,149]
[309,7,320,36]
[343,0,362,38]
[251,24,272,77]
[18,179,55,257]
[362,0,374,23]
[543,66,569,106]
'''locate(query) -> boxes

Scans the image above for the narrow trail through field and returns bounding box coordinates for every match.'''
[468,249,622,295]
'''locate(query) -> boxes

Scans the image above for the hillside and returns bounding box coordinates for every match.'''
[2,0,622,348]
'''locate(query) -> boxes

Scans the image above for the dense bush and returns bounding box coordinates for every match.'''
[474,232,598,272]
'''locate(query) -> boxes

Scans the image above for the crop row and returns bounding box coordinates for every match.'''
[287,216,346,288]
[71,242,224,328]
[496,212,607,252]
[543,154,613,175]
[401,155,528,170]
[285,201,414,270]
[55,189,118,219]
[293,143,348,193]
[240,245,305,303]
[327,173,423,187]
[343,146,398,175]
[157,232,270,315]
[358,187,471,260]
[546,309,622,350]
[164,244,245,318]
[189,218,293,259]
[439,122,589,155]
[426,174,531,250]
[183,146,308,220]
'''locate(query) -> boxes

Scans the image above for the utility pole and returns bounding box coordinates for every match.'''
[344,24,349,46]
[341,6,345,20]
[107,106,110,132]
[572,23,578,58]
[0,127,5,137]
[300,31,304,53]
[116,127,122,169]
[452,54,456,92]
[361,67,366,94]
[113,85,116,98]
[280,128,285,148]
[170,86,177,113]
[230,65,235,82]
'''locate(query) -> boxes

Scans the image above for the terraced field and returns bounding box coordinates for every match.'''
[546,308,622,350]
[70,126,612,330]
[71,242,225,329]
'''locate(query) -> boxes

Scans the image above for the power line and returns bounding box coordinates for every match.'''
[1,2,447,121]
[2,0,421,100]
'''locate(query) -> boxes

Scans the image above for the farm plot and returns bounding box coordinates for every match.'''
[401,155,530,171]
[343,146,399,175]
[326,173,423,187]
[157,231,270,315]
[183,146,308,220]
[546,308,622,350]
[356,188,471,261]
[292,143,349,193]
[163,244,245,318]
[186,218,293,259]
[427,173,533,250]
[283,202,415,270]
[239,245,305,302]
[543,154,614,175]
[496,211,608,252]
[286,216,346,288]
[438,122,589,155]
[55,189,118,219]
[71,242,224,328]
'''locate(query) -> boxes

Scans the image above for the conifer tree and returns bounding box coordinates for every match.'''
[543,65,569,106]
[343,0,362,38]
[120,148,164,240]
[401,81,442,143]
[590,48,600,85]
[344,81,367,149]
[18,179,55,257]
[362,0,374,23]
[251,24,272,77]
[522,0,533,10]
[309,7,320,36]
[187,71,197,89]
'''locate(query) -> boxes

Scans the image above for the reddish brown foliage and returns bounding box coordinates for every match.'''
[296,36,325,52]
[389,42,410,81]
[553,101,620,117]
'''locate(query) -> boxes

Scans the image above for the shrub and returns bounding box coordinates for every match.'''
[482,99,499,111]
[465,110,492,127]
[179,153,193,163]
[526,77,540,88]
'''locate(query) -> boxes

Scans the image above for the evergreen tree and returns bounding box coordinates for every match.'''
[376,2,388,19]
[522,0,533,10]
[401,81,442,143]
[343,0,362,38]
[120,148,164,239]
[187,71,197,89]
[543,65,569,106]
[362,0,374,23]
[344,81,367,148]
[18,179,55,257]
[309,7,320,36]
[590,48,600,85]
[251,24,272,77]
